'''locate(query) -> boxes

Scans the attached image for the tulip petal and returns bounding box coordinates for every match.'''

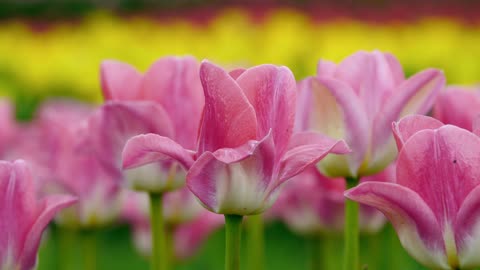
[392,115,444,150]
[345,182,448,269]
[278,131,350,182]
[455,185,480,268]
[197,61,257,153]
[474,116,480,137]
[433,87,480,131]
[228,68,246,79]
[187,134,275,215]
[142,56,204,149]
[310,77,369,176]
[122,134,195,170]
[19,195,77,269]
[89,101,174,167]
[316,59,337,77]
[100,60,143,100]
[396,125,480,225]
[237,65,296,154]
[369,69,445,170]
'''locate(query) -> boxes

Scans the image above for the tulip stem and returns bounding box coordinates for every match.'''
[246,214,265,270]
[149,192,169,270]
[225,214,244,270]
[308,234,323,270]
[57,226,74,270]
[344,177,360,270]
[83,230,97,270]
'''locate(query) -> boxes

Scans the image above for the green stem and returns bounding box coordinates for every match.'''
[344,177,360,270]
[57,226,75,270]
[83,230,97,270]
[225,215,244,270]
[149,192,169,270]
[246,214,264,270]
[307,234,323,270]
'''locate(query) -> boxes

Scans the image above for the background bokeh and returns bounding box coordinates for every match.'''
[2,1,479,269]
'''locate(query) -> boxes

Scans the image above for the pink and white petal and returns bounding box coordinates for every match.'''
[89,101,174,167]
[141,56,204,149]
[455,185,480,268]
[333,51,373,93]
[100,60,143,101]
[345,182,448,269]
[19,195,77,269]
[294,79,312,132]
[316,59,337,77]
[433,87,480,131]
[237,65,297,154]
[278,131,350,182]
[187,135,275,215]
[228,68,246,79]
[369,69,445,171]
[311,77,369,176]
[197,61,257,154]
[392,115,444,151]
[383,52,405,85]
[396,125,480,224]
[122,134,195,170]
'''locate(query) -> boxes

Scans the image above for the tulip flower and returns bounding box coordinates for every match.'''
[0,160,76,270]
[123,60,350,270]
[433,86,480,131]
[98,56,203,193]
[301,50,445,178]
[99,56,204,270]
[346,115,480,270]
[300,50,445,270]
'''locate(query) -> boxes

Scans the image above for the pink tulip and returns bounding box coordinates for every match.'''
[272,166,391,235]
[96,56,204,192]
[346,115,480,269]
[300,50,445,177]
[0,99,17,157]
[11,101,124,227]
[123,61,350,215]
[433,86,480,131]
[0,160,76,270]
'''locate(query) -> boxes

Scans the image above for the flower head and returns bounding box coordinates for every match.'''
[346,115,480,269]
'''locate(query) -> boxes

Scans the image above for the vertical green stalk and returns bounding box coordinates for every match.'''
[83,230,97,270]
[149,192,169,270]
[344,177,360,270]
[57,226,75,270]
[307,234,323,270]
[225,215,244,270]
[246,214,264,270]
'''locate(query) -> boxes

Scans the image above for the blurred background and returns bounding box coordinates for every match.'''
[1,0,479,269]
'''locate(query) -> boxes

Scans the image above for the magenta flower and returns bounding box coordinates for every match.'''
[97,56,203,192]
[433,86,480,131]
[0,160,76,270]
[122,61,350,215]
[272,166,391,235]
[11,101,124,228]
[300,50,445,177]
[346,115,480,269]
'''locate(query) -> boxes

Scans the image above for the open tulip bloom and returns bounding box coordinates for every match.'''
[297,50,445,270]
[346,115,480,270]
[122,60,350,270]
[0,160,76,270]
